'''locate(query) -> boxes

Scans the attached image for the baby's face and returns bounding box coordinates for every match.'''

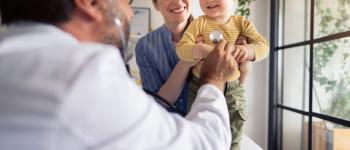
[199,0,234,19]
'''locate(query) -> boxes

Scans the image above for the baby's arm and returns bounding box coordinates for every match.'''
[177,17,213,61]
[239,61,252,85]
[192,43,214,59]
[234,35,252,85]
[239,17,269,62]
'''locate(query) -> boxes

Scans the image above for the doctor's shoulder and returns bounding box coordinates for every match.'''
[54,42,125,75]
[75,42,125,64]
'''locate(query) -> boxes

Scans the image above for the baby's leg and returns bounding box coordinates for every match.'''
[187,74,200,111]
[239,61,252,85]
[225,81,247,150]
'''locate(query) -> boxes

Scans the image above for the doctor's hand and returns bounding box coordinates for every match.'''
[200,39,237,92]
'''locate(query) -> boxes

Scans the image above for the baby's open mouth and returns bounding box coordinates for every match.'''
[207,5,219,9]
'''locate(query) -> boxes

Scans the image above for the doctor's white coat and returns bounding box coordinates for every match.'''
[0,23,231,150]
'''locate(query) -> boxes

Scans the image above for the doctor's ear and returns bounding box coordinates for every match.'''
[73,0,107,22]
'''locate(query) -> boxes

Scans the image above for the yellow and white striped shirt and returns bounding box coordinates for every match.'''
[176,15,269,81]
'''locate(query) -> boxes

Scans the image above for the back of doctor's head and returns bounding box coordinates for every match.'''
[0,0,76,25]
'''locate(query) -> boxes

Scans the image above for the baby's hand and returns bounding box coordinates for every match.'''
[193,35,214,59]
[232,45,249,63]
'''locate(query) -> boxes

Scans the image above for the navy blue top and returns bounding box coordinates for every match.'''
[135,25,188,113]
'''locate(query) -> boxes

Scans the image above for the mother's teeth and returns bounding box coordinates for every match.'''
[172,7,185,13]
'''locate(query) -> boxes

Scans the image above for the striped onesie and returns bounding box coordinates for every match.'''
[176,15,269,150]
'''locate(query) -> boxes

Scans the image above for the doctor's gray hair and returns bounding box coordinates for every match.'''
[0,0,76,25]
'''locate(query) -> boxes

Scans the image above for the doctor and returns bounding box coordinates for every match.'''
[0,0,238,149]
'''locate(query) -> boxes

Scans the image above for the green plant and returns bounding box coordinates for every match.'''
[314,0,350,123]
[235,0,255,17]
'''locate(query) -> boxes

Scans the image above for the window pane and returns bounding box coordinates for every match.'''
[282,110,308,150]
[314,0,350,38]
[279,46,310,111]
[311,118,350,150]
[313,37,350,120]
[279,0,310,46]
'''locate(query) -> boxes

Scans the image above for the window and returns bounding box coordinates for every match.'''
[269,0,350,150]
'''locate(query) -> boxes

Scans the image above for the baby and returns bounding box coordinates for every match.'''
[176,0,269,149]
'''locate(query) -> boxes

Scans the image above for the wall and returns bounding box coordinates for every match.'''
[280,0,309,149]
[131,0,164,30]
[244,0,270,149]
[131,0,271,149]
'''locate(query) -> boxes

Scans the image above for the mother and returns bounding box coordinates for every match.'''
[136,0,247,114]
[136,0,194,114]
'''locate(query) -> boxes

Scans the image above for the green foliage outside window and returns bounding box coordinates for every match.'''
[314,0,350,122]
[235,0,255,17]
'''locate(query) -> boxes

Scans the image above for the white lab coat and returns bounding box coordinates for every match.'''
[0,23,231,150]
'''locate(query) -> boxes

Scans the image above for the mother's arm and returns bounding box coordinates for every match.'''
[136,40,196,105]
[136,35,247,105]
[158,36,213,103]
[157,61,196,104]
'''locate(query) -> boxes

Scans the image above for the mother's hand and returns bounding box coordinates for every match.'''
[181,35,206,68]
[235,35,248,45]
[233,35,251,62]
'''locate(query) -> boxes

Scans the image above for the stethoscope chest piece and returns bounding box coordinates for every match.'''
[209,30,224,44]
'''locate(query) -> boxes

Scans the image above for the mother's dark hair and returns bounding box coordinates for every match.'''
[0,0,76,25]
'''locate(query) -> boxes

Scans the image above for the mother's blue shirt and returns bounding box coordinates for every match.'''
[135,25,188,113]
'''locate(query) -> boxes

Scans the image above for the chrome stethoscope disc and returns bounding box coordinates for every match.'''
[209,30,224,44]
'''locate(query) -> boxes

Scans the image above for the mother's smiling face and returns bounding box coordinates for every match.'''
[153,0,192,25]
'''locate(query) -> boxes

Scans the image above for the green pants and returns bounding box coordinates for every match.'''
[188,75,247,150]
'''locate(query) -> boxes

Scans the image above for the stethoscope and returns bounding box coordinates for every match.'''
[70,20,226,150]
[116,13,226,117]
[63,7,226,150]
[116,14,188,117]
[143,88,187,116]
[115,16,188,116]
[143,30,225,117]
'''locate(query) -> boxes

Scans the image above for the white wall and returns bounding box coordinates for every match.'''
[130,0,271,149]
[131,0,164,30]
[244,0,270,149]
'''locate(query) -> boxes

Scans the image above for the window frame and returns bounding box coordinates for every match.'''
[268,0,350,150]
